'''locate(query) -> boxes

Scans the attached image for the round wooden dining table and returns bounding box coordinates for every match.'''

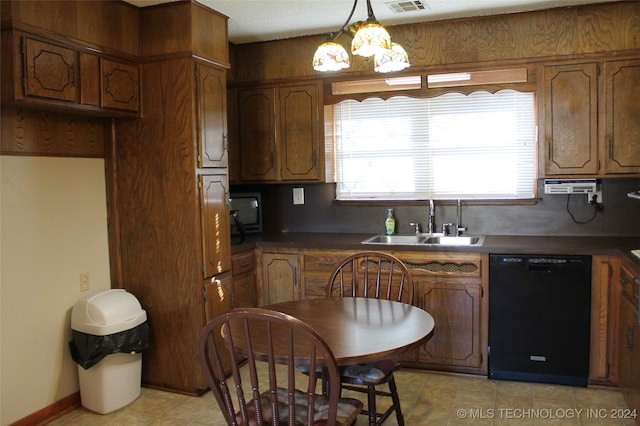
[260,297,435,366]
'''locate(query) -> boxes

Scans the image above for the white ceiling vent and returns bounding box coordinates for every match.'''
[385,1,429,14]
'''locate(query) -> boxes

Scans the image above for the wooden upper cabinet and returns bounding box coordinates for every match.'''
[278,84,322,181]
[236,82,323,183]
[238,88,277,181]
[603,59,640,174]
[227,87,240,183]
[101,58,140,112]
[23,37,78,102]
[1,32,140,117]
[543,63,599,176]
[196,63,228,168]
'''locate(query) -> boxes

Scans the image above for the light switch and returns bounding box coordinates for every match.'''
[293,187,304,205]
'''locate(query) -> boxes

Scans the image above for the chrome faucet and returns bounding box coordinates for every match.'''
[409,222,421,234]
[456,198,468,236]
[427,200,435,234]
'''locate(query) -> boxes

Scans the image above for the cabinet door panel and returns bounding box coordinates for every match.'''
[238,88,276,181]
[24,37,78,102]
[200,174,232,278]
[279,84,321,181]
[543,63,598,175]
[417,280,482,368]
[233,273,256,308]
[102,58,140,112]
[204,274,234,374]
[261,253,299,305]
[604,59,640,174]
[197,64,227,167]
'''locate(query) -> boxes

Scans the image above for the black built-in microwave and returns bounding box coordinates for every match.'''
[229,192,262,235]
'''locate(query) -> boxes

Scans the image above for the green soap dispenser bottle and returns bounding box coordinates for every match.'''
[385,208,396,235]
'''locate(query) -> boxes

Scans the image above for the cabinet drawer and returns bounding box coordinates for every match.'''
[302,251,356,272]
[232,251,255,275]
[302,272,330,299]
[392,252,483,278]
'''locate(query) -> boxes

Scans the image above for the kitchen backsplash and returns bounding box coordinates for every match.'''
[232,178,640,237]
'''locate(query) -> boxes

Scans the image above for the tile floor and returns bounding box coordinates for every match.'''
[49,367,636,426]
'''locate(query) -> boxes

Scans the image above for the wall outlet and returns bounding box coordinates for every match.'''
[588,189,603,205]
[293,187,304,205]
[79,272,90,292]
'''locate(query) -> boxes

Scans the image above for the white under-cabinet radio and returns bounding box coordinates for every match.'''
[543,179,598,195]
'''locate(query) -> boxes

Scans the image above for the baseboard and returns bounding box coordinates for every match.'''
[11,392,80,426]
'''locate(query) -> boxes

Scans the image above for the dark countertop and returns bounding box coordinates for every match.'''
[232,232,640,267]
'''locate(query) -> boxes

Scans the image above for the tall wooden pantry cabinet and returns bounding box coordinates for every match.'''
[107,2,231,394]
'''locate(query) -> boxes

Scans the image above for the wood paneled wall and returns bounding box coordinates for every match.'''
[1,107,105,157]
[0,0,140,58]
[231,1,640,83]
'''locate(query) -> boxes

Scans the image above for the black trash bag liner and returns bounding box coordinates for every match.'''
[69,321,150,370]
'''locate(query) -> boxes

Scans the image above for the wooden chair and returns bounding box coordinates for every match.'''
[198,307,363,426]
[327,251,414,426]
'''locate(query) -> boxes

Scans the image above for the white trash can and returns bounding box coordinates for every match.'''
[70,289,148,414]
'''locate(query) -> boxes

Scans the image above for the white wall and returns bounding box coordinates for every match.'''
[0,156,111,425]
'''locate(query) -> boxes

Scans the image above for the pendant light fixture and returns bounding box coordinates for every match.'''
[312,0,409,73]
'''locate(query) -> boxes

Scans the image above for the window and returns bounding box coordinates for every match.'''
[325,89,537,201]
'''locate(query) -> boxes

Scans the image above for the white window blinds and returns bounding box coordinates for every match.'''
[326,89,537,200]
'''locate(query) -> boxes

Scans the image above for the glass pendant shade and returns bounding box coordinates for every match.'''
[374,42,410,73]
[313,41,351,71]
[351,22,391,57]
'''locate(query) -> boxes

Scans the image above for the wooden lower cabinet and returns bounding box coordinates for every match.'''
[618,259,640,417]
[589,255,620,385]
[264,249,488,375]
[258,250,301,305]
[393,252,487,374]
[232,250,257,308]
[413,279,483,370]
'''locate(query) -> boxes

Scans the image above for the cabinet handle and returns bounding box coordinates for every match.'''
[547,141,552,160]
[628,325,635,351]
[69,65,76,87]
[223,134,228,151]
[608,138,613,159]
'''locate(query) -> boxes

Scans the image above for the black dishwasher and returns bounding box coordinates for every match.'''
[488,254,592,386]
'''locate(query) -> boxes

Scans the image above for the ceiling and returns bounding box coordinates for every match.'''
[126,0,621,44]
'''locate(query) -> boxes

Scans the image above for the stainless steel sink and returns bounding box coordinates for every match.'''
[422,235,485,246]
[361,234,428,245]
[361,233,485,246]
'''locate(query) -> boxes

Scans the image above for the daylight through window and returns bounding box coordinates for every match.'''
[325,90,537,201]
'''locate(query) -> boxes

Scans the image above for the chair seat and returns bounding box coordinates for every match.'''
[340,358,401,385]
[236,387,363,426]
